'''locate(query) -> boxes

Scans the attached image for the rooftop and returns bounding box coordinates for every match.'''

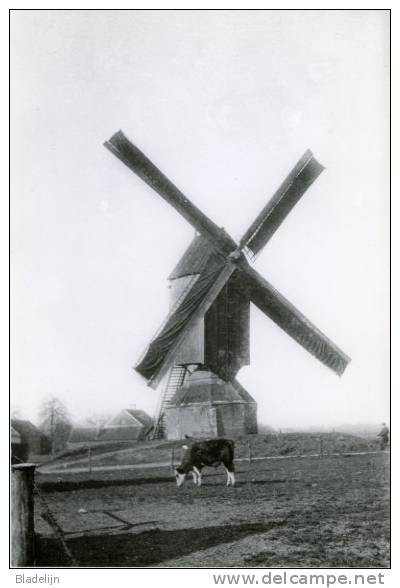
[168,234,215,280]
[168,369,256,406]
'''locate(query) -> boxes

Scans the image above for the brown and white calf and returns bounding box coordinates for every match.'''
[174,438,235,487]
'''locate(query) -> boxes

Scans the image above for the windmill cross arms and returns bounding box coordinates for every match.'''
[236,262,351,376]
[239,150,324,256]
[135,250,349,388]
[136,257,238,389]
[104,130,350,383]
[104,131,324,263]
[104,131,237,256]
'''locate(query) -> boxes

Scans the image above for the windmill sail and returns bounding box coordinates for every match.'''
[136,255,237,388]
[104,131,350,382]
[239,150,324,256]
[104,131,236,256]
[241,265,350,375]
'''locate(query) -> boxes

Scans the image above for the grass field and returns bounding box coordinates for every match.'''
[39,432,380,472]
[34,451,390,568]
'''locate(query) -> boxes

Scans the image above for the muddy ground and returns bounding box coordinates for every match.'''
[34,452,390,568]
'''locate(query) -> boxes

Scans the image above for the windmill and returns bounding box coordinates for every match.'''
[104,131,350,439]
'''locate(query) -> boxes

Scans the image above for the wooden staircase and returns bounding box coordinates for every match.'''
[152,365,187,439]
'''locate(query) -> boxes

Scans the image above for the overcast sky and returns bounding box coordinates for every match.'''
[10,10,389,428]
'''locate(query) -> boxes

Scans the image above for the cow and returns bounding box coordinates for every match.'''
[174,438,235,487]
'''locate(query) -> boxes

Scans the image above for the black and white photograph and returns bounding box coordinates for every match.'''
[10,8,390,572]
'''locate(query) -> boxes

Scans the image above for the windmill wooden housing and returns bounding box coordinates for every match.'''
[162,235,257,439]
[104,131,350,439]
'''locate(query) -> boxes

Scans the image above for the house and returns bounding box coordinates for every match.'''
[68,408,154,447]
[11,426,21,445]
[11,419,50,459]
[99,408,153,441]
[11,426,23,464]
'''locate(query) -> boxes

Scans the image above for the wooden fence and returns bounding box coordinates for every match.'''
[11,463,36,567]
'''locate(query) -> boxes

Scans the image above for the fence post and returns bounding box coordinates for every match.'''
[247,439,252,465]
[171,447,175,472]
[319,437,324,458]
[11,463,36,567]
[88,447,92,473]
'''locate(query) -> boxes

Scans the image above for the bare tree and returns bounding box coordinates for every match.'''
[38,397,72,456]
[11,405,22,420]
[84,411,112,433]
